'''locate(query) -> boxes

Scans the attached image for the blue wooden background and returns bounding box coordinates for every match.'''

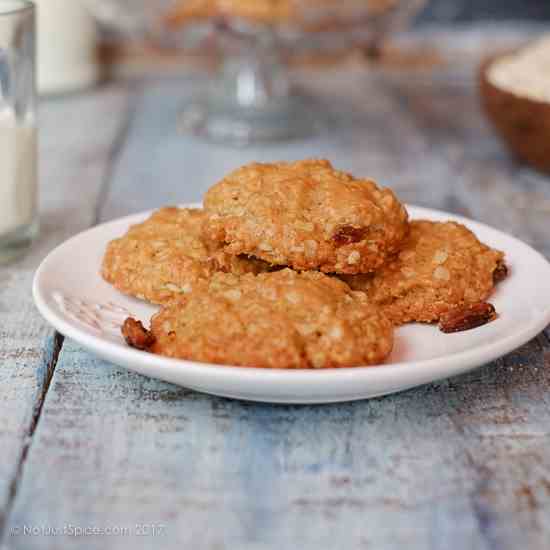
[420,0,550,21]
[1,19,550,550]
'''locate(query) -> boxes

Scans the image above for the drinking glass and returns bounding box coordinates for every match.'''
[0,0,37,264]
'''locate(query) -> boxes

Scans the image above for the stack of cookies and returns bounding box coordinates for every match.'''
[102,160,507,369]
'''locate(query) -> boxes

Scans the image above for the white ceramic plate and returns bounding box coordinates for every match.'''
[33,205,550,404]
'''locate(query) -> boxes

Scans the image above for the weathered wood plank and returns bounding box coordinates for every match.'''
[4,338,549,550]
[0,86,132,539]
[4,25,550,550]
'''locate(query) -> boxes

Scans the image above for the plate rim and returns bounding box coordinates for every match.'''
[32,204,550,396]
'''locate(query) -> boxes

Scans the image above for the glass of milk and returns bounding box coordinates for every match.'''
[0,1,37,264]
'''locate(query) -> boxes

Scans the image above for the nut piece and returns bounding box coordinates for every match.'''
[493,259,509,284]
[347,251,361,265]
[439,302,497,334]
[122,318,156,350]
[332,226,367,246]
[433,266,451,281]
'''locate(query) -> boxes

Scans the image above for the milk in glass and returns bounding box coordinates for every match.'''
[0,108,37,237]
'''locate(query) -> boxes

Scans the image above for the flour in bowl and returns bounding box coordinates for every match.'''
[488,35,550,102]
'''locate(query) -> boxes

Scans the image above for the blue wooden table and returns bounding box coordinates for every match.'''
[1,25,549,550]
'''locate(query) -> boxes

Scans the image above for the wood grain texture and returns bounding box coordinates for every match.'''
[0,86,132,539]
[3,25,550,550]
[4,338,550,550]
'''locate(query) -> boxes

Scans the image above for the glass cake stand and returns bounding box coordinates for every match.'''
[87,0,426,144]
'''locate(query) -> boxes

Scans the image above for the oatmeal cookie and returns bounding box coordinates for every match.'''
[341,220,507,325]
[165,0,397,28]
[102,207,268,305]
[166,0,293,26]
[203,160,409,275]
[124,269,393,369]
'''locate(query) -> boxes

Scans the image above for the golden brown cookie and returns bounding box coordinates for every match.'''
[166,0,293,26]
[203,160,409,275]
[165,0,397,28]
[102,207,268,305]
[341,220,507,325]
[124,269,393,369]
